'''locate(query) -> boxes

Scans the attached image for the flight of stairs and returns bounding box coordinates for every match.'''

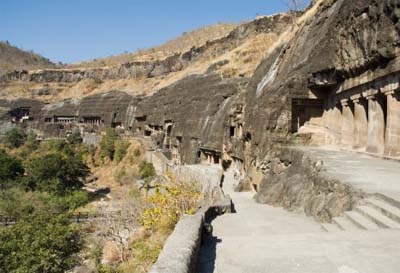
[322,193,400,232]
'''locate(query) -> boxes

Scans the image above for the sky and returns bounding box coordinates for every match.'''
[0,0,308,64]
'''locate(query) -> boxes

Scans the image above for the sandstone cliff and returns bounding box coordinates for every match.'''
[1,0,399,220]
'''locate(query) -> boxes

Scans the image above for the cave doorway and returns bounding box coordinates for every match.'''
[291,98,324,133]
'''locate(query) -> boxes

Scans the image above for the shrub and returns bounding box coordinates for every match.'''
[25,131,39,151]
[67,131,83,145]
[114,140,130,163]
[24,152,89,195]
[0,189,90,218]
[39,139,66,154]
[139,176,201,232]
[100,128,119,160]
[0,214,82,273]
[0,188,36,218]
[118,233,164,273]
[41,190,90,212]
[133,148,141,157]
[139,162,156,181]
[2,128,26,148]
[0,150,24,190]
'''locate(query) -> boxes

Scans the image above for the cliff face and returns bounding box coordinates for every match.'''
[0,14,292,85]
[1,0,399,167]
[223,0,400,165]
[133,74,246,163]
[0,74,244,164]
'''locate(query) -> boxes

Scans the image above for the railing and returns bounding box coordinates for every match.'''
[0,211,136,226]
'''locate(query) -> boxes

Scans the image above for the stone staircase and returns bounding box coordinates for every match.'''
[322,194,400,232]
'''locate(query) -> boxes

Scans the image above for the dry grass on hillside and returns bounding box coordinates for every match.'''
[0,41,56,76]
[85,139,145,201]
[0,32,281,102]
[70,23,237,68]
[0,2,326,103]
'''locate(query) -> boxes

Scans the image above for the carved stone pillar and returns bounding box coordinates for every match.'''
[323,101,342,145]
[384,91,400,157]
[352,96,368,150]
[340,99,354,148]
[366,94,386,154]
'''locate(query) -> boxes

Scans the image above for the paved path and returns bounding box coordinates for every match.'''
[197,168,400,273]
[296,147,400,201]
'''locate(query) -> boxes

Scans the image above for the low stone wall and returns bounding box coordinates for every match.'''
[149,208,205,273]
[171,165,223,200]
[149,196,232,273]
[144,144,229,273]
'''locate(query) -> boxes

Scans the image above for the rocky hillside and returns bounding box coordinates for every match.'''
[0,14,292,102]
[237,0,400,161]
[2,0,399,198]
[70,23,238,68]
[0,41,56,76]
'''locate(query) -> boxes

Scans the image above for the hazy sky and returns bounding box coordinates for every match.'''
[0,0,308,64]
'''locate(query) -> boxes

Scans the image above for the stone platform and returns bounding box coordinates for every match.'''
[197,165,400,273]
[296,147,400,202]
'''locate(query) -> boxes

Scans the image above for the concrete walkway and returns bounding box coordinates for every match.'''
[296,147,400,201]
[197,169,400,273]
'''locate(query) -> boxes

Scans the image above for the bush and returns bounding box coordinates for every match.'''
[115,167,128,185]
[2,128,26,148]
[133,148,141,157]
[0,188,36,218]
[40,139,66,152]
[114,140,130,163]
[24,152,89,195]
[67,131,83,145]
[100,128,119,160]
[25,131,39,151]
[139,162,156,181]
[0,150,24,190]
[0,214,82,273]
[0,189,90,218]
[139,176,201,232]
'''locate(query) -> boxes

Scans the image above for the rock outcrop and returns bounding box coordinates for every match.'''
[254,148,365,222]
[0,14,292,84]
[1,0,400,221]
[222,0,400,168]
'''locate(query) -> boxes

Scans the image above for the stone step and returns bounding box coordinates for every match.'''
[344,210,380,230]
[332,216,361,231]
[321,223,343,232]
[355,206,400,229]
[374,193,400,210]
[365,197,400,224]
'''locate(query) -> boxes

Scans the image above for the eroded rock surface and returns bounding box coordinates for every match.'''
[254,148,365,222]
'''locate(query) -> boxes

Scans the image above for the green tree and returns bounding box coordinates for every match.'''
[100,128,119,160]
[0,189,90,218]
[25,153,89,195]
[0,150,24,190]
[0,214,82,273]
[2,128,26,149]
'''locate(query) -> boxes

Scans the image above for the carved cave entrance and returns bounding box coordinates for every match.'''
[291,98,324,133]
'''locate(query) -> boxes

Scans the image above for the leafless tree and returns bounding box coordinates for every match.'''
[285,0,306,28]
[93,199,143,262]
